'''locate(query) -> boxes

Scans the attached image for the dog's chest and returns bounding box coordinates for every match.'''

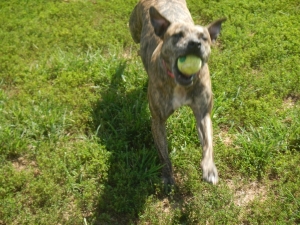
[172,86,192,110]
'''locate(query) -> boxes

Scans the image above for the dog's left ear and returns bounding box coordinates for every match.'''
[149,6,171,39]
[207,18,226,43]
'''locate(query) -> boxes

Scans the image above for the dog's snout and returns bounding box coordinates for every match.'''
[188,40,201,49]
[186,40,202,56]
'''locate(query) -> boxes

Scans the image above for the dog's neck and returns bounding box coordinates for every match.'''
[162,59,175,78]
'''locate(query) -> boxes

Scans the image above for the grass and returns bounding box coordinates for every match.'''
[0,0,300,224]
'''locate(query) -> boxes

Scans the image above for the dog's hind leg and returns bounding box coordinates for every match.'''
[129,3,143,44]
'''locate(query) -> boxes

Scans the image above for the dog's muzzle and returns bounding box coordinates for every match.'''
[163,58,200,86]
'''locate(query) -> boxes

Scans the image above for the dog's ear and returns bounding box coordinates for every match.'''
[207,18,226,43]
[149,6,171,39]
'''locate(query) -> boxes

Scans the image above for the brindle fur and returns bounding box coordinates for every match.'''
[129,0,226,185]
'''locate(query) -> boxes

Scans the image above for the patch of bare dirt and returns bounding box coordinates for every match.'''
[218,129,236,147]
[227,180,268,207]
[283,95,299,110]
[283,97,296,110]
[12,156,40,176]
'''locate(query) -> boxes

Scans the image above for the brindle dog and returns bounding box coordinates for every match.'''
[129,0,226,185]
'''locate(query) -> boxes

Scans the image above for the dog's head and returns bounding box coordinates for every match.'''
[150,6,226,86]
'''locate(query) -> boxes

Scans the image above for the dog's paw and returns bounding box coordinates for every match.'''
[161,176,175,193]
[201,161,218,185]
[162,175,175,186]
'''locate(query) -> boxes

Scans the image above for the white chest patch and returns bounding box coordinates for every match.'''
[172,86,192,110]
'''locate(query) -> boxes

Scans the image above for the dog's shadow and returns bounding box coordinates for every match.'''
[92,61,162,224]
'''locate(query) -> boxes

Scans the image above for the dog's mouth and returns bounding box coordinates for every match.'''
[172,56,202,86]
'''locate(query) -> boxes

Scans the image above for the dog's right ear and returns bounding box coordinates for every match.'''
[149,6,171,39]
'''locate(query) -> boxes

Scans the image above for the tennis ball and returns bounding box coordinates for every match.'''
[177,55,202,76]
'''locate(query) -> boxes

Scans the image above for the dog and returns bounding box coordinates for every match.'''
[129,0,226,185]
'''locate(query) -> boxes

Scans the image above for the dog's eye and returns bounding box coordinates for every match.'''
[202,35,208,41]
[173,32,184,39]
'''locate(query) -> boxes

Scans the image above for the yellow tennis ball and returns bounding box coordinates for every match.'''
[177,55,202,76]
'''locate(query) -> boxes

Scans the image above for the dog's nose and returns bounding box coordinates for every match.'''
[188,40,201,49]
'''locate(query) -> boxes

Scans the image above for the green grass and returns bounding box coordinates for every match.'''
[1,0,300,224]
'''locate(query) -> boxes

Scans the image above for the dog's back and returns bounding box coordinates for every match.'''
[129,0,193,73]
[129,3,142,44]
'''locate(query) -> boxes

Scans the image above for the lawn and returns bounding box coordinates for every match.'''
[0,0,299,224]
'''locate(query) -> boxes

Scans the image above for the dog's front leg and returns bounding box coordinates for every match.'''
[148,87,175,186]
[151,117,175,185]
[192,109,218,184]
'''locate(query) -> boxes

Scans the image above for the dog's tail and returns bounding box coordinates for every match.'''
[129,3,142,44]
